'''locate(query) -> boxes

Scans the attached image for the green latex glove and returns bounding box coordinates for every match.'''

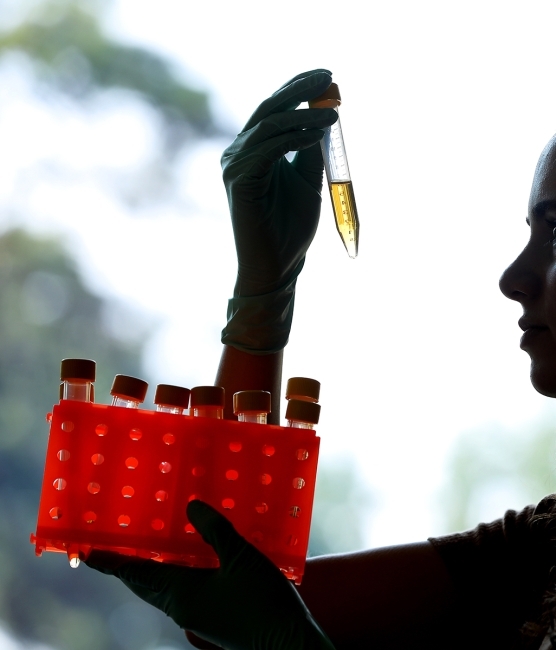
[86,500,335,650]
[220,69,338,354]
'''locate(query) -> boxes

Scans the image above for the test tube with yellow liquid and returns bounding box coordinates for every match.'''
[309,83,359,258]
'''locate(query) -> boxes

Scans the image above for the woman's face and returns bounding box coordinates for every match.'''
[500,135,556,397]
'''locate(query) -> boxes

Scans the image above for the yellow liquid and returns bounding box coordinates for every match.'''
[329,181,359,258]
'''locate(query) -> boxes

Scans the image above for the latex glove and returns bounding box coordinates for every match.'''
[86,500,335,650]
[220,70,338,354]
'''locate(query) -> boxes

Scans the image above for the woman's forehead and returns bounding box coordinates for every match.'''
[529,134,556,214]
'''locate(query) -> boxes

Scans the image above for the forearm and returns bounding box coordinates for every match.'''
[215,345,283,423]
[298,542,457,650]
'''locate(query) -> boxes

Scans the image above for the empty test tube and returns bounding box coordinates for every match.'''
[110,374,148,408]
[190,386,225,419]
[285,399,321,430]
[233,390,271,424]
[285,377,320,403]
[60,358,96,402]
[309,83,359,258]
[154,384,191,415]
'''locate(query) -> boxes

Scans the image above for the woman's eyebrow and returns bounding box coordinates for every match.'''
[532,200,556,221]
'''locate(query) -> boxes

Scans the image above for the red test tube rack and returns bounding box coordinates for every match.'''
[31,400,320,584]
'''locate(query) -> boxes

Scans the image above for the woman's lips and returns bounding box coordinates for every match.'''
[520,326,549,349]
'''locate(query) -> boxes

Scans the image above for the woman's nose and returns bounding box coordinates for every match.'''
[499,247,542,302]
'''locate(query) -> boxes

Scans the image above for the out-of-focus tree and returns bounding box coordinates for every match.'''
[439,417,556,534]
[0,0,231,212]
[0,0,221,154]
[0,228,188,650]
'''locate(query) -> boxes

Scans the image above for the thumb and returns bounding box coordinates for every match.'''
[186,500,247,567]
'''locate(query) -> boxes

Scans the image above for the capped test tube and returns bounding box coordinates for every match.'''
[309,83,359,258]
[60,358,96,402]
[190,386,225,419]
[285,377,320,403]
[110,375,148,409]
[233,390,271,424]
[154,384,191,415]
[285,399,321,430]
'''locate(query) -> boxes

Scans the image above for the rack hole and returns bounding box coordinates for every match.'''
[57,449,70,461]
[129,428,142,441]
[163,433,175,445]
[251,531,263,543]
[121,486,134,498]
[296,449,309,461]
[53,478,66,490]
[188,493,201,502]
[95,424,108,436]
[49,507,62,520]
[91,453,104,465]
[155,490,168,502]
[118,515,130,527]
[125,457,138,470]
[260,474,272,486]
[222,498,235,509]
[255,503,268,514]
[88,482,100,495]
[61,421,74,432]
[292,477,305,490]
[289,505,301,518]
[229,441,242,452]
[159,461,171,474]
[184,523,196,534]
[151,519,164,531]
[83,511,97,523]
[192,466,205,477]
[225,469,238,481]
[262,444,275,457]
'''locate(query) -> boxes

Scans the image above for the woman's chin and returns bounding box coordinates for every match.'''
[530,361,556,398]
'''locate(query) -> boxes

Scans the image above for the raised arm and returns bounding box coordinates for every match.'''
[215,346,283,422]
[215,69,338,422]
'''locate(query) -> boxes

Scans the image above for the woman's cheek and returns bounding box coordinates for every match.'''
[546,261,556,327]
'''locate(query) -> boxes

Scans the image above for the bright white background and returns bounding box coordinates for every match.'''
[3,0,556,548]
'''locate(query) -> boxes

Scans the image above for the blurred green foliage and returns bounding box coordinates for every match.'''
[440,418,556,533]
[0,228,189,649]
[0,0,222,152]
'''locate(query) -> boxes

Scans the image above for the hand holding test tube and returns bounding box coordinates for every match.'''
[309,83,360,258]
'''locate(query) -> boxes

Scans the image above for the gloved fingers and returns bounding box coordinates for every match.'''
[223,130,326,182]
[119,577,160,605]
[185,630,221,650]
[86,551,177,592]
[187,500,247,567]
[291,142,326,190]
[242,70,333,132]
[85,549,130,575]
[225,108,337,157]
[272,68,332,94]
